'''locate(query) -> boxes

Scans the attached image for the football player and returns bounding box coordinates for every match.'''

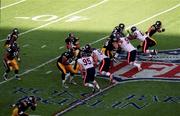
[65,33,79,49]
[57,48,79,88]
[110,23,126,39]
[11,96,37,116]
[101,37,119,60]
[4,28,21,61]
[129,26,158,56]
[117,37,142,71]
[146,21,165,37]
[3,43,20,80]
[77,50,100,93]
[84,44,115,84]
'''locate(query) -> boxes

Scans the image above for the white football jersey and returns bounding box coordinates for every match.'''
[133,30,147,42]
[77,56,94,70]
[119,37,136,52]
[92,49,107,62]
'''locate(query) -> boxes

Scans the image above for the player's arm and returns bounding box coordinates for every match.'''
[78,62,86,78]
[62,56,69,65]
[92,53,98,67]
[146,26,154,36]
[157,27,165,32]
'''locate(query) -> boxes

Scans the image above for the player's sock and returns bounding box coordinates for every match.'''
[93,81,100,90]
[15,70,21,80]
[65,73,70,81]
[69,76,77,85]
[130,62,142,71]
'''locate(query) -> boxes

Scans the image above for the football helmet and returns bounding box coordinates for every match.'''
[119,23,125,30]
[131,26,137,32]
[155,21,162,27]
[12,28,19,34]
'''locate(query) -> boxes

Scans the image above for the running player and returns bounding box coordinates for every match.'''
[129,26,158,56]
[3,43,20,80]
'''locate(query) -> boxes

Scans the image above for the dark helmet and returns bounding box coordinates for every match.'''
[84,44,92,51]
[131,26,137,32]
[119,23,125,30]
[80,50,88,57]
[83,44,92,55]
[12,28,19,34]
[155,21,162,27]
[28,96,36,103]
[68,33,74,37]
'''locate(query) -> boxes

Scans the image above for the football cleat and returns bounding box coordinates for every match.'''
[15,76,21,80]
[3,73,8,80]
[62,83,69,89]
[92,88,96,93]
[69,80,77,85]
[153,49,158,55]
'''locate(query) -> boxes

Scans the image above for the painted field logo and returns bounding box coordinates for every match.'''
[110,49,180,79]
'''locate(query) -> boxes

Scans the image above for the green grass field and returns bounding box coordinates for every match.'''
[0,0,180,116]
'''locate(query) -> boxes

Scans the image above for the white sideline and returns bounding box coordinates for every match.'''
[0,0,26,10]
[0,3,180,85]
[0,0,108,42]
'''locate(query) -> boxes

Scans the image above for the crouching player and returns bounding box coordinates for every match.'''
[3,43,20,80]
[77,50,100,93]
[117,37,142,71]
[57,49,79,88]
[11,96,37,116]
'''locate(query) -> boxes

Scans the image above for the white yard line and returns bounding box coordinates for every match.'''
[0,0,26,10]
[45,70,53,74]
[0,3,179,85]
[0,0,108,42]
[41,45,47,48]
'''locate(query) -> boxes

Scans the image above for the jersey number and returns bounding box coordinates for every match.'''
[82,58,92,65]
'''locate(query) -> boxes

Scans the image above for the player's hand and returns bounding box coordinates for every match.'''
[17,57,21,62]
[162,28,165,32]
[7,60,11,64]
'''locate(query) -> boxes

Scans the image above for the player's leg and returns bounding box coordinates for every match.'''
[66,64,80,84]
[99,58,114,83]
[83,68,96,92]
[11,107,19,116]
[57,62,69,88]
[128,50,142,71]
[11,59,20,80]
[3,59,10,80]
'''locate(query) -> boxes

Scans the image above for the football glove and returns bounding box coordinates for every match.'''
[161,28,165,32]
